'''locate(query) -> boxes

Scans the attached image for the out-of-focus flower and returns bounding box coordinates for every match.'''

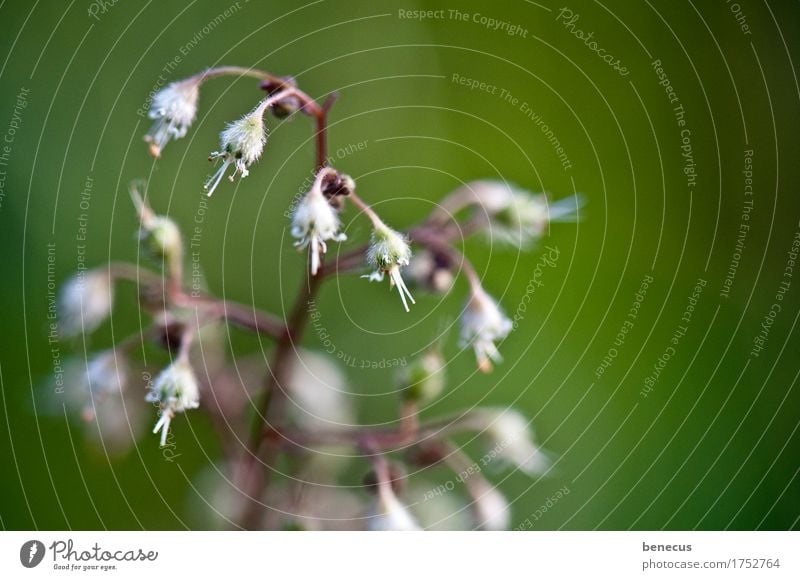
[145,358,200,446]
[363,222,415,312]
[129,181,183,270]
[144,78,200,157]
[396,348,446,404]
[367,481,421,531]
[286,349,354,431]
[205,105,267,196]
[59,269,113,337]
[475,408,549,476]
[459,286,512,373]
[80,350,128,422]
[405,248,455,294]
[291,169,347,276]
[471,483,511,531]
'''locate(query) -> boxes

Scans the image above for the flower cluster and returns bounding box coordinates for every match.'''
[56,64,584,531]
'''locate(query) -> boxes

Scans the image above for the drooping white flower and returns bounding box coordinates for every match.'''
[144,78,200,158]
[78,350,129,422]
[145,359,200,446]
[59,269,113,337]
[367,480,422,531]
[476,408,549,476]
[459,286,512,373]
[204,105,267,196]
[363,222,415,312]
[472,484,511,531]
[450,180,583,248]
[291,170,347,275]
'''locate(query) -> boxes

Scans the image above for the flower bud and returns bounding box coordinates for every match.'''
[205,105,267,196]
[396,348,446,404]
[144,78,200,157]
[474,408,549,476]
[363,222,415,312]
[459,286,512,373]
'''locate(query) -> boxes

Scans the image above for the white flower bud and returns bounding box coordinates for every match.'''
[145,359,200,446]
[78,350,129,422]
[459,286,512,373]
[291,170,347,275]
[363,223,415,312]
[367,484,422,531]
[204,105,267,196]
[59,269,113,337]
[144,78,200,158]
[472,484,511,531]
[476,408,549,476]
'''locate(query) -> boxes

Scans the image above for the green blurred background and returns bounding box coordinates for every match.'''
[1,0,799,530]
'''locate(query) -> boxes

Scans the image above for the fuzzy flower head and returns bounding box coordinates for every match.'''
[145,359,200,446]
[60,269,113,337]
[144,78,200,158]
[477,408,549,476]
[204,105,267,196]
[291,169,347,276]
[363,222,415,312]
[459,286,512,373]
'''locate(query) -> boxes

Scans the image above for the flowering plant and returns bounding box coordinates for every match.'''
[59,66,582,530]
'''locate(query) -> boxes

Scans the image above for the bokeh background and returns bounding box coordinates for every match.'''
[1,0,799,530]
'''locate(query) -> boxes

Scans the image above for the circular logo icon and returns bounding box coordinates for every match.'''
[19,540,45,568]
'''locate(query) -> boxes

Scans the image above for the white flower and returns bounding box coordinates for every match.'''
[291,170,347,275]
[459,286,512,373]
[477,408,549,476]
[204,106,267,196]
[367,482,421,531]
[465,181,583,248]
[472,484,511,531]
[406,248,455,294]
[79,350,128,422]
[60,269,113,337]
[145,359,200,446]
[144,78,200,157]
[363,223,415,312]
